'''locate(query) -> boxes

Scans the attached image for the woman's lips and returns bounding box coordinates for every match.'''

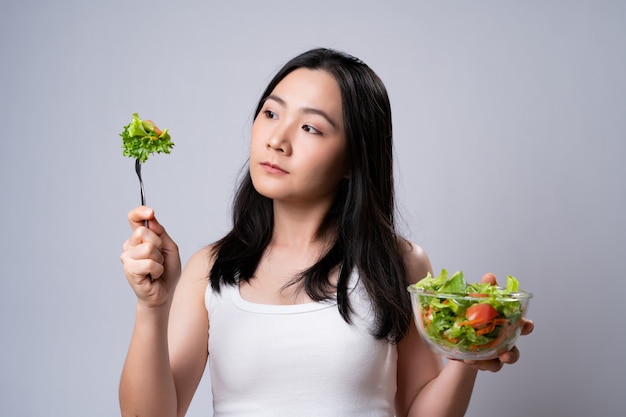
[260,162,289,174]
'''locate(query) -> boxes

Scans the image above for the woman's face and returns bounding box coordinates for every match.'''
[250,68,348,207]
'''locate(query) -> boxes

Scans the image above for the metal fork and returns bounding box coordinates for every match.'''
[135,158,153,281]
[134,158,149,228]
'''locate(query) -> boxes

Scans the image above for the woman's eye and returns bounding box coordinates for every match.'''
[303,124,321,135]
[264,110,277,119]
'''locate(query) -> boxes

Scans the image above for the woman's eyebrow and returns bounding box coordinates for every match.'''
[265,94,339,130]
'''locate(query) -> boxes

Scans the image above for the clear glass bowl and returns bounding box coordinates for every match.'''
[407,287,533,360]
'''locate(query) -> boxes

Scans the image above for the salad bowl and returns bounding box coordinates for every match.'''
[407,270,532,361]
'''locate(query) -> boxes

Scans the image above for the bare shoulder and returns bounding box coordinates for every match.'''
[397,238,433,285]
[185,245,214,277]
[180,244,216,282]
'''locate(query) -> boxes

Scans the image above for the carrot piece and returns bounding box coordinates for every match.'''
[476,321,497,336]
[457,318,482,327]
[469,319,520,350]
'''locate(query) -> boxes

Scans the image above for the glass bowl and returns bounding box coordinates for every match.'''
[407,286,533,360]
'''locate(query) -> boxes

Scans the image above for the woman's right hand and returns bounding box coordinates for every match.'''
[120,206,182,309]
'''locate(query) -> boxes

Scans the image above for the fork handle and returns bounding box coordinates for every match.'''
[135,159,153,282]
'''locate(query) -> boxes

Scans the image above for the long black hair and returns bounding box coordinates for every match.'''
[210,48,412,343]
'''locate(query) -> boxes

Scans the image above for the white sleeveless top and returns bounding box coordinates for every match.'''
[204,272,397,416]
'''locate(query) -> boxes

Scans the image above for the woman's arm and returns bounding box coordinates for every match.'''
[167,248,212,416]
[395,242,478,417]
[395,242,534,417]
[119,207,210,417]
[119,302,179,417]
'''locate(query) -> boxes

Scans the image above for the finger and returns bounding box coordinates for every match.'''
[122,256,165,281]
[128,206,155,230]
[123,240,165,265]
[120,238,166,280]
[499,346,520,365]
[521,319,534,335]
[127,225,163,250]
[144,218,179,262]
[481,272,497,285]
[128,207,174,249]
[138,258,165,280]
[464,358,503,372]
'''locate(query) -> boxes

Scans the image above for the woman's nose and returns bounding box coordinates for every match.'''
[266,125,292,155]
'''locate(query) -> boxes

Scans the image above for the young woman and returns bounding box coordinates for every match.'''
[119,48,533,417]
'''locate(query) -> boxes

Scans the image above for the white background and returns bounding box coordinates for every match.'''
[1,1,624,416]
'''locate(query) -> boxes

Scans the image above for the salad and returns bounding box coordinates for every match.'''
[408,270,530,358]
[120,113,174,163]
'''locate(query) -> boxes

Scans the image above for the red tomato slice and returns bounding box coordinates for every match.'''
[465,303,498,328]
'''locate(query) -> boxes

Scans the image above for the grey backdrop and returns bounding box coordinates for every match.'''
[1,1,624,416]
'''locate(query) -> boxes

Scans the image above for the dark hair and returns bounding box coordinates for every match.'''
[210,48,411,343]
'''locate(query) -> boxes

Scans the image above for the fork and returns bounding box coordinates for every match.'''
[134,158,149,228]
[135,158,153,281]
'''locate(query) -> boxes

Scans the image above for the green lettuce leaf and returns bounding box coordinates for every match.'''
[120,112,174,163]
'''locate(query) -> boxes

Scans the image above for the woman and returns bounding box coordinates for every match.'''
[119,48,533,417]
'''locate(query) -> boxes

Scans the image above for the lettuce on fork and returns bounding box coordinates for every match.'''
[120,112,174,163]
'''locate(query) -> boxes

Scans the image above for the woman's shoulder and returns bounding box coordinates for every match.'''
[397,238,433,285]
[180,244,216,284]
[186,244,216,264]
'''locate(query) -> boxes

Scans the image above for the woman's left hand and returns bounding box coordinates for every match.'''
[461,272,535,372]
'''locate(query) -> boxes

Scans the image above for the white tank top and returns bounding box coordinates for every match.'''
[204,271,397,416]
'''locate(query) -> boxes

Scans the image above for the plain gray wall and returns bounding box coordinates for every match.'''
[1,1,624,416]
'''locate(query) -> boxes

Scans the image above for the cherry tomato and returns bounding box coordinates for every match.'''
[465,303,498,328]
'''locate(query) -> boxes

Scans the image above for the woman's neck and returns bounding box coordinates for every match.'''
[271,199,334,249]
